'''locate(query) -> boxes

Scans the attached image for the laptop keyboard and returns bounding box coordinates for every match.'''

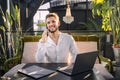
[66,65,73,70]
[58,65,73,73]
[64,68,73,73]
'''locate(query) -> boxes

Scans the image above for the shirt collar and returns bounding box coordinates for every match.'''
[47,33,63,45]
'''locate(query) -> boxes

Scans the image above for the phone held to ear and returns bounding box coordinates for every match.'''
[46,26,48,29]
[46,26,48,36]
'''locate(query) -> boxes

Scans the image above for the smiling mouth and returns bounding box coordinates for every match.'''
[48,28,57,33]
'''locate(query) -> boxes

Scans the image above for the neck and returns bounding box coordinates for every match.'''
[50,30,60,38]
[49,30,60,45]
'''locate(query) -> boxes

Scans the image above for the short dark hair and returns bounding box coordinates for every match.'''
[45,13,59,21]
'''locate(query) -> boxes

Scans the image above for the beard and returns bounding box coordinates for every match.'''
[48,28,58,33]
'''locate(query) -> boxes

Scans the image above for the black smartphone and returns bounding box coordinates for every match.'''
[46,26,48,29]
[46,26,48,36]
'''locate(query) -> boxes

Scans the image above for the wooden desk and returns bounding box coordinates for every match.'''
[3,63,113,80]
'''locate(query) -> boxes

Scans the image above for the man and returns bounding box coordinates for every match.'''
[35,13,78,63]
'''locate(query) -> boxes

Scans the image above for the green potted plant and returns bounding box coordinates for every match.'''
[91,0,120,65]
[91,0,120,47]
[37,22,46,27]
[37,21,46,30]
[0,0,22,72]
[0,26,7,73]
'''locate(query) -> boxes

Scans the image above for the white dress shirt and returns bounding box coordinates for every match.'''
[35,33,78,63]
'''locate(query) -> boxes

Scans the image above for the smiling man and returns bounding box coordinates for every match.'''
[35,13,78,63]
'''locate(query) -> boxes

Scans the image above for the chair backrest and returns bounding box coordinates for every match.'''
[21,42,38,63]
[76,41,98,54]
[21,34,99,63]
[21,41,98,63]
[21,35,41,63]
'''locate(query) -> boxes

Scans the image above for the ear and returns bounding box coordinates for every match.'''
[58,20,61,27]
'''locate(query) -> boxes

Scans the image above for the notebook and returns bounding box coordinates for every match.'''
[57,51,98,76]
[18,65,55,79]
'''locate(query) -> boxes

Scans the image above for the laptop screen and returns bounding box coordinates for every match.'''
[57,51,98,76]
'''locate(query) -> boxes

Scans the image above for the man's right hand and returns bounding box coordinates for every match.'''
[41,29,48,43]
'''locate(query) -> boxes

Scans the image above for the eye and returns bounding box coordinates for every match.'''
[52,20,56,23]
[47,21,50,24]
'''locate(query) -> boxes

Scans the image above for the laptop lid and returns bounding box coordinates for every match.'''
[57,51,98,76]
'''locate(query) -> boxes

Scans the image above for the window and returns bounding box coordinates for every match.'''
[33,2,50,31]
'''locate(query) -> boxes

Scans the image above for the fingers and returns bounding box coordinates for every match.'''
[41,29,48,43]
[42,29,48,37]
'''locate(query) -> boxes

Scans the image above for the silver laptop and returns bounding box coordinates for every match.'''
[57,51,98,76]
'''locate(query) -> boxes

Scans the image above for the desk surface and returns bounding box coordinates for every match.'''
[3,63,110,80]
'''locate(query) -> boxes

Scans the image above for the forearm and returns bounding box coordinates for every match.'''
[35,40,47,62]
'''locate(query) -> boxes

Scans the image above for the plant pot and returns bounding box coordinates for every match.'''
[113,48,120,65]
[0,69,5,76]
